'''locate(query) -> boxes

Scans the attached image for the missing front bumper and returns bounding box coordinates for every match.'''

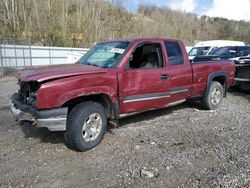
[10,93,68,131]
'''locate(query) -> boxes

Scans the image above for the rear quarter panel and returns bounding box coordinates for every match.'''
[191,60,235,97]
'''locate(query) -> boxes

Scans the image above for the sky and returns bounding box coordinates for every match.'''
[122,0,250,21]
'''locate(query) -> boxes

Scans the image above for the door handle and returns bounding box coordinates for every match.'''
[161,74,169,80]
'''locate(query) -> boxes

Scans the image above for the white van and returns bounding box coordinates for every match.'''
[188,40,245,60]
[185,46,193,53]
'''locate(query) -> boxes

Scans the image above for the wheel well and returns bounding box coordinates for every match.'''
[63,94,112,118]
[212,76,227,96]
[212,76,225,86]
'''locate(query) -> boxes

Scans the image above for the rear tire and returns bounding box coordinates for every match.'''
[202,81,224,110]
[65,101,107,152]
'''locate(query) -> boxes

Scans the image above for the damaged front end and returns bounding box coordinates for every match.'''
[10,80,68,131]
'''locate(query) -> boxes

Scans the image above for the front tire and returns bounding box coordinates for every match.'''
[65,101,107,152]
[202,81,224,110]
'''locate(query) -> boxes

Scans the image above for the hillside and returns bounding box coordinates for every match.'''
[0,0,249,47]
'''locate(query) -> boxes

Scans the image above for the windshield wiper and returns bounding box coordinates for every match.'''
[84,63,101,68]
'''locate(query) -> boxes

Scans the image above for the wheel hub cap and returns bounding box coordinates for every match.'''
[82,113,102,142]
[211,88,221,106]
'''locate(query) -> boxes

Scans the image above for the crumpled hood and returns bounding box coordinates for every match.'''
[17,64,107,82]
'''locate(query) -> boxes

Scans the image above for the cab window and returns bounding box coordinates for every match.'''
[128,43,164,69]
[165,41,184,65]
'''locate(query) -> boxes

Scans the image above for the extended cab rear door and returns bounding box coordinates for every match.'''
[119,40,171,114]
[163,40,192,103]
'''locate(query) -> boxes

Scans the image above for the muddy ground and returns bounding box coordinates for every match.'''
[0,77,249,188]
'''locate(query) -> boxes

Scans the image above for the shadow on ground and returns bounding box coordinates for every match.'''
[111,100,202,128]
[20,122,65,144]
[228,87,250,102]
[19,100,203,145]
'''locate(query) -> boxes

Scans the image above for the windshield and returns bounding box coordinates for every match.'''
[188,47,210,56]
[210,47,237,56]
[77,41,130,68]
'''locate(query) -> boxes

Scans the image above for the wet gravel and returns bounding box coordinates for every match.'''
[0,77,249,188]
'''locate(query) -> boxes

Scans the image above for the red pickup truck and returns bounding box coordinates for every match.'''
[11,38,235,151]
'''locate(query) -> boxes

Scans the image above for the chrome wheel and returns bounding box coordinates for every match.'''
[82,113,102,142]
[210,87,221,106]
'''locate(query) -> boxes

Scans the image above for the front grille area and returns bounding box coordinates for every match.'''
[20,82,31,100]
[18,81,40,104]
[235,65,250,79]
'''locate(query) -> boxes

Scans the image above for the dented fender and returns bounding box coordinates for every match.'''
[36,70,118,109]
[57,86,117,106]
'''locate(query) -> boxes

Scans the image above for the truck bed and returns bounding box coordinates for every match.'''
[191,60,235,97]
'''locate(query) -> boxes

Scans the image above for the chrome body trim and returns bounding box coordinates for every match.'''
[170,88,188,94]
[167,99,186,107]
[123,95,170,103]
[234,77,250,82]
[123,87,188,104]
[120,99,186,118]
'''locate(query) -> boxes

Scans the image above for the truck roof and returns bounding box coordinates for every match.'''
[103,37,181,43]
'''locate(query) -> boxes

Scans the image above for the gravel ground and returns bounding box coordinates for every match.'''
[0,77,249,188]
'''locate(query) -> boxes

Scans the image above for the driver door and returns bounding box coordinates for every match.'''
[119,42,171,114]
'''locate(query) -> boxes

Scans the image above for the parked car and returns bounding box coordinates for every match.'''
[192,46,250,62]
[10,38,235,151]
[188,40,245,60]
[192,46,250,91]
[209,46,250,60]
[185,46,193,53]
[234,56,250,91]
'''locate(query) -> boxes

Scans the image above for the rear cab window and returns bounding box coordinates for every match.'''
[164,41,184,65]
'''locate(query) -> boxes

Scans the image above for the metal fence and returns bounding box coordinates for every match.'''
[0,37,89,77]
[0,38,32,77]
